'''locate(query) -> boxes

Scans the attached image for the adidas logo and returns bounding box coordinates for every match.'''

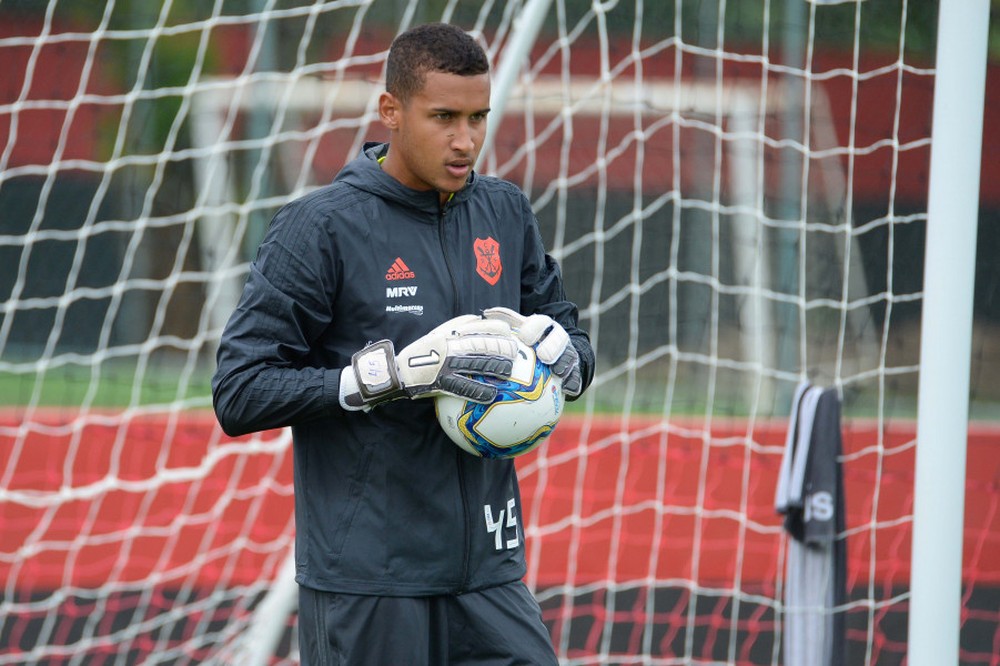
[385,257,415,281]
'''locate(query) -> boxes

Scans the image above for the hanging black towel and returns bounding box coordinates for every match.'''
[775,382,847,666]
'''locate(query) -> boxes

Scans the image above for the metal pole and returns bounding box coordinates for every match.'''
[241,550,297,666]
[908,1,989,663]
[479,0,555,163]
[775,0,806,407]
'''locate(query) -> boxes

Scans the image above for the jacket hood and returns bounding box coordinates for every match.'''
[334,142,479,219]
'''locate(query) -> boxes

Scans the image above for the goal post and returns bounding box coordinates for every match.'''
[1,2,997,665]
[909,1,990,664]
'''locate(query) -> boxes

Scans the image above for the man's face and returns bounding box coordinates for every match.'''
[379,70,491,203]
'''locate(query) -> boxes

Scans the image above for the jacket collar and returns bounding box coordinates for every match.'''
[335,142,477,219]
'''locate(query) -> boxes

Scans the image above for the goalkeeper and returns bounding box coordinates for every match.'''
[212,22,595,666]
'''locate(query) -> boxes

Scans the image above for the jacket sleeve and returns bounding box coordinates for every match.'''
[211,200,345,437]
[516,194,596,400]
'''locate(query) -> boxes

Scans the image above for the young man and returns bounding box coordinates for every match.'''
[212,22,595,665]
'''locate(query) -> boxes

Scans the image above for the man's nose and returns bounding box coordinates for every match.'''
[451,122,475,152]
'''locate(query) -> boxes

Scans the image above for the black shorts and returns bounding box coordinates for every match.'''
[297,581,558,666]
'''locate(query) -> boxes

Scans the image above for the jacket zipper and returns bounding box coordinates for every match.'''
[439,203,473,592]
[456,451,472,592]
[437,202,461,317]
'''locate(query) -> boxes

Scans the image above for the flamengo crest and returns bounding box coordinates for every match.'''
[474,237,502,286]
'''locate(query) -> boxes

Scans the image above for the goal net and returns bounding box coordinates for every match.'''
[1,1,996,664]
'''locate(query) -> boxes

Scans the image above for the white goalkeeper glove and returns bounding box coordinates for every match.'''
[340,315,518,411]
[481,306,583,397]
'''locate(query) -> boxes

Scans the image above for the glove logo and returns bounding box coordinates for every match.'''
[474,237,502,286]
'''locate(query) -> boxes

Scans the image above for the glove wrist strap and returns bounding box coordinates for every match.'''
[351,340,403,402]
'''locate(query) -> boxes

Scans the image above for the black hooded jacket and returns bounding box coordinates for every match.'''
[212,142,594,595]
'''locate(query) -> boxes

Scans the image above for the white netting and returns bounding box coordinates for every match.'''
[1,1,996,664]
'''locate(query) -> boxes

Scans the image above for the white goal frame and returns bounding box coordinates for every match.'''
[908,2,989,664]
[184,3,990,661]
[0,1,990,663]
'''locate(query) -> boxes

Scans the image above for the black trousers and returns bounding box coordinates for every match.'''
[297,581,559,666]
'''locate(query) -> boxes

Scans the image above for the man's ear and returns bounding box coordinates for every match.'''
[378,92,400,130]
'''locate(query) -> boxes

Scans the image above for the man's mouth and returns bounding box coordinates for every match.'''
[446,161,470,178]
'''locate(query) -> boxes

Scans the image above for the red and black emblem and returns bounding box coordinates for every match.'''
[474,237,502,286]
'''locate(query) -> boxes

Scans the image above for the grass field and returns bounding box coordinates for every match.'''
[5,361,1000,423]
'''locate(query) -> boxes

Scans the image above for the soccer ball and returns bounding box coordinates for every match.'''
[435,339,564,459]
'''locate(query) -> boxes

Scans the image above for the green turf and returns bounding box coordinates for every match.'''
[0,363,213,408]
[3,362,997,422]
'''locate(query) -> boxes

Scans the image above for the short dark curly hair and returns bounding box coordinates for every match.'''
[385,23,490,103]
